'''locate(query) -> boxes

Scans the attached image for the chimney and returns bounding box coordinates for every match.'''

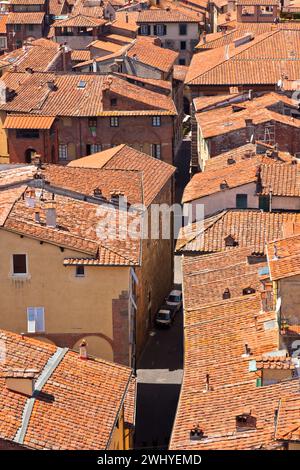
[223,288,231,299]
[92,59,97,73]
[47,80,56,91]
[25,189,36,208]
[4,369,39,396]
[190,424,204,441]
[236,412,256,432]
[45,200,57,228]
[204,373,211,392]
[34,208,41,224]
[79,339,88,359]
[242,343,251,357]
[224,44,229,60]
[93,187,102,199]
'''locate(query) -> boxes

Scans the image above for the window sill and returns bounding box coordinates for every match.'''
[11,274,31,281]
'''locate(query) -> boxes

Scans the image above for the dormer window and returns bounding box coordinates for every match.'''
[223,288,231,299]
[236,413,256,432]
[243,287,256,295]
[224,234,238,247]
[220,180,229,190]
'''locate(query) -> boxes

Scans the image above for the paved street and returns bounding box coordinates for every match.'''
[134,139,189,449]
[134,299,183,449]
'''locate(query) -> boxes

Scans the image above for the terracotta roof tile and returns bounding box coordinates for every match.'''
[0,329,133,449]
[6,12,45,24]
[53,14,106,28]
[194,92,299,139]
[127,38,178,73]
[267,233,300,280]
[68,144,175,206]
[170,242,300,450]
[137,9,201,23]
[276,396,300,441]
[205,144,292,171]
[187,30,300,86]
[176,210,300,254]
[182,247,267,310]
[0,72,176,116]
[70,49,91,62]
[3,115,55,129]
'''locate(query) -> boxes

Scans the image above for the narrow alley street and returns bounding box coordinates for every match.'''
[134,138,190,449]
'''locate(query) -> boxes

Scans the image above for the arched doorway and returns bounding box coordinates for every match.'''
[25,148,36,164]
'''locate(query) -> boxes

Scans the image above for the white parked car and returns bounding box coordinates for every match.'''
[165,289,182,313]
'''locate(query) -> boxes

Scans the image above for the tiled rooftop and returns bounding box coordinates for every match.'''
[68,144,175,206]
[170,241,300,449]
[186,30,300,86]
[6,12,45,24]
[52,14,106,28]
[194,92,299,139]
[183,156,300,203]
[0,329,133,450]
[137,9,201,23]
[0,72,177,116]
[176,210,300,254]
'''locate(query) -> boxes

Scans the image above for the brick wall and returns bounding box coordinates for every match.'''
[55,115,174,165]
[7,127,58,164]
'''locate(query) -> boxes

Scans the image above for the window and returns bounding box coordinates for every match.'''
[180,41,186,51]
[76,265,85,277]
[179,23,187,35]
[14,24,21,32]
[110,98,117,107]
[155,24,166,36]
[88,117,97,128]
[27,307,45,333]
[179,58,186,65]
[0,37,7,49]
[59,144,68,160]
[140,24,150,35]
[236,194,248,209]
[28,24,34,31]
[110,116,119,127]
[86,143,102,155]
[16,129,39,139]
[13,254,27,275]
[152,116,161,127]
[259,195,270,212]
[151,144,161,159]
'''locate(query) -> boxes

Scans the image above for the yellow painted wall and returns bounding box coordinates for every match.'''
[108,407,127,450]
[0,229,130,361]
[0,110,9,163]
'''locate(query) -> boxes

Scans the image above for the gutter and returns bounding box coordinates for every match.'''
[14,347,68,445]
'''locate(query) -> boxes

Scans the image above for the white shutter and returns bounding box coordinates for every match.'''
[35,307,45,332]
[27,307,36,333]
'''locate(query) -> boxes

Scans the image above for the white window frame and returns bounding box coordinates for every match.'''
[152,116,161,127]
[27,307,45,333]
[90,143,102,153]
[110,116,119,127]
[59,144,68,160]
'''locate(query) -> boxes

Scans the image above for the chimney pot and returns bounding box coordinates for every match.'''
[79,339,88,360]
[45,200,57,228]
